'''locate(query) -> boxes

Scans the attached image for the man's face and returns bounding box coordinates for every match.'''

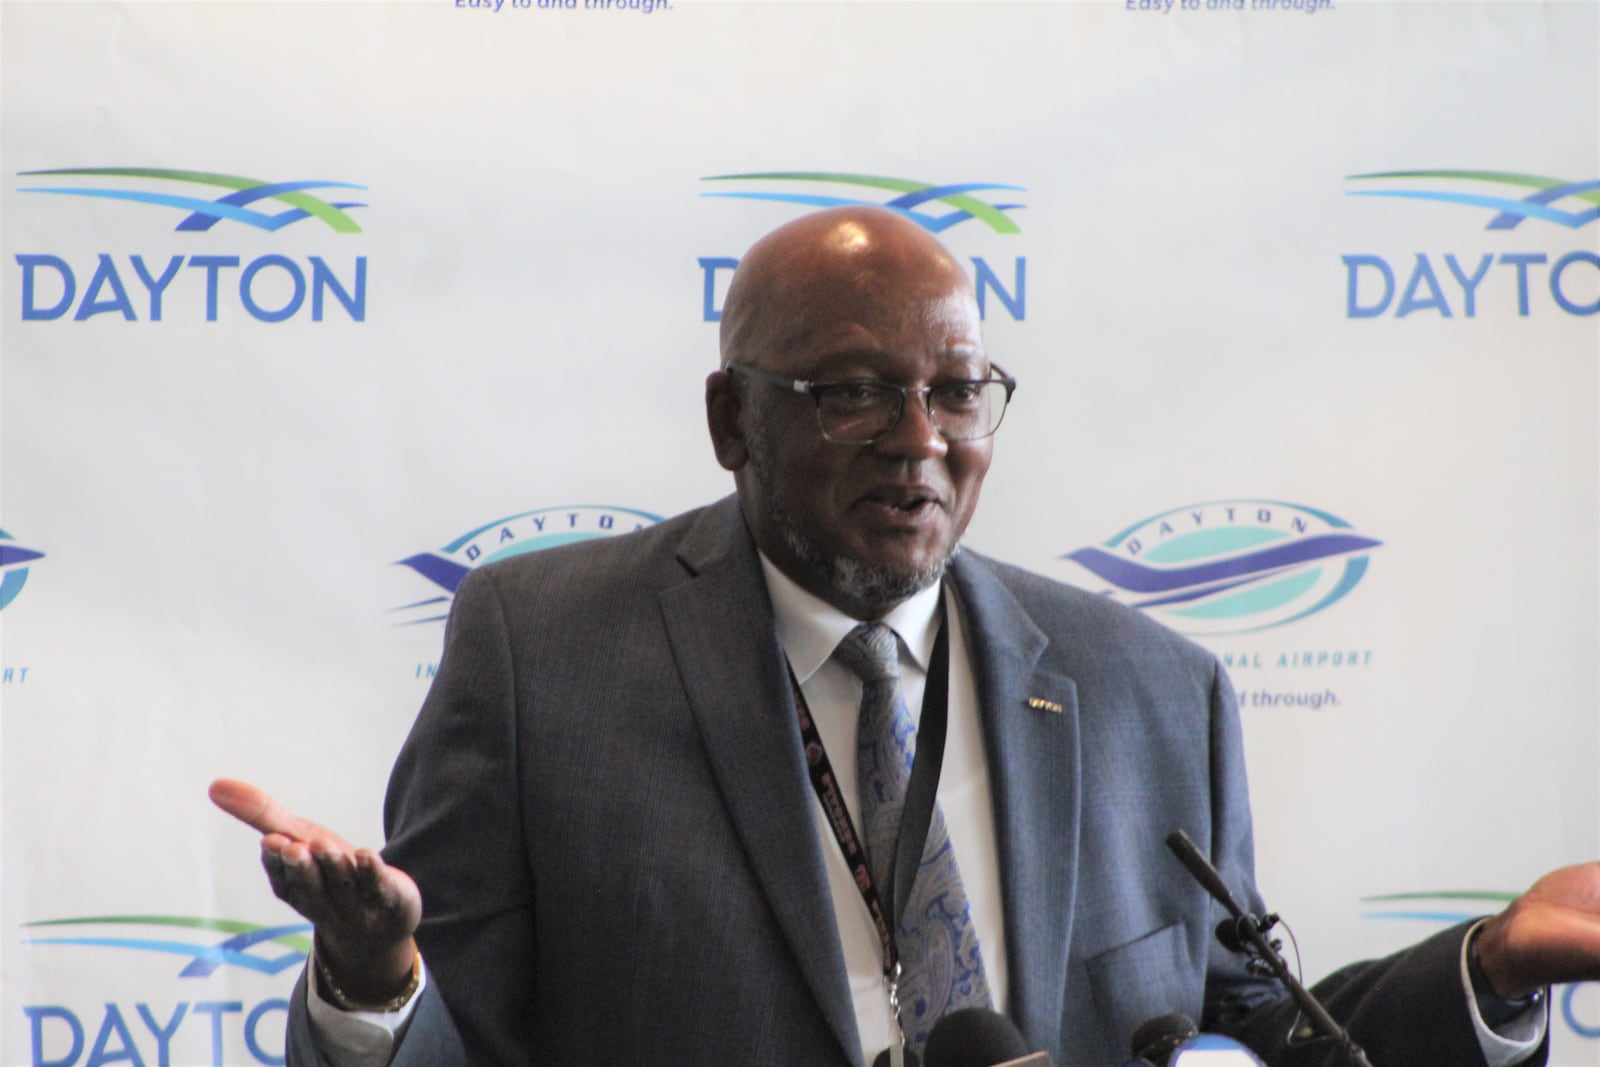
[721,227,994,619]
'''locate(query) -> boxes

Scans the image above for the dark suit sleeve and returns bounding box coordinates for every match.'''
[1198,665,1549,1067]
[283,568,525,1066]
[381,565,538,1066]
[284,569,526,1067]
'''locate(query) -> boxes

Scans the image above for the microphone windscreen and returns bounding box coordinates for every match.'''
[924,1007,1030,1067]
[871,1047,923,1067]
[1129,1013,1198,1066]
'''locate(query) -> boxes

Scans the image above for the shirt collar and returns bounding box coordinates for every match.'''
[758,553,945,684]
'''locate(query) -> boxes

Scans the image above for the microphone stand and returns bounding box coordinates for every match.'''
[1165,830,1375,1067]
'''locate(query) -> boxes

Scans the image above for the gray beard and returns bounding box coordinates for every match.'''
[777,518,952,609]
[744,418,955,609]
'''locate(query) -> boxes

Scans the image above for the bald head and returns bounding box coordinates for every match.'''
[719,206,978,371]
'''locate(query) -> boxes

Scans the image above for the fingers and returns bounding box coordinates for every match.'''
[216,778,421,951]
[210,778,353,855]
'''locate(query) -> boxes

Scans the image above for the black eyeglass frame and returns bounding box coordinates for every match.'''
[722,360,1018,445]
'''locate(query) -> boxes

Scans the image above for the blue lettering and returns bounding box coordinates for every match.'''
[129,256,184,322]
[1499,253,1546,317]
[1550,251,1600,316]
[1257,508,1272,524]
[599,514,613,529]
[698,257,738,322]
[1126,538,1143,556]
[309,256,366,322]
[243,1000,288,1066]
[17,255,75,320]
[74,254,136,321]
[464,544,481,561]
[189,1002,241,1067]
[135,1003,187,1067]
[1290,517,1307,533]
[187,257,240,323]
[26,1005,83,1067]
[499,526,515,543]
[239,255,306,323]
[1442,253,1493,317]
[1189,511,1204,526]
[86,1003,144,1067]
[1157,521,1175,536]
[1342,254,1393,318]
[971,256,1025,320]
[531,516,546,531]
[1396,254,1451,318]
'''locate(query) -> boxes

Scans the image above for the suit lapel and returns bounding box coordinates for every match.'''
[948,554,1081,1052]
[658,500,863,1066]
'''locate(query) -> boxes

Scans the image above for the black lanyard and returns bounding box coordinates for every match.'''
[787,619,952,979]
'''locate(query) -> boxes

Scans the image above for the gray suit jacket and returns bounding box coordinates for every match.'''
[288,496,1532,1066]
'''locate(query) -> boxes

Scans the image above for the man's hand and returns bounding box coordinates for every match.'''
[1474,861,1600,1001]
[209,778,422,1003]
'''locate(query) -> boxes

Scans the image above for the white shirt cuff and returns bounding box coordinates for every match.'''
[304,944,426,1067]
[1461,920,1548,1067]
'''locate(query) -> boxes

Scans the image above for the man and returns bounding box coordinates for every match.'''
[213,206,1600,1066]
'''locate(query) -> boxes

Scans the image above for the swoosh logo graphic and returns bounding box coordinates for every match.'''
[702,172,1025,233]
[1065,532,1383,605]
[1347,170,1600,230]
[18,168,366,232]
[1360,891,1517,924]
[0,545,45,568]
[23,916,313,977]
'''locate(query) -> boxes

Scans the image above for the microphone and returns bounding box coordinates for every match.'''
[923,1008,1051,1067]
[1163,829,1374,1067]
[1126,1013,1264,1066]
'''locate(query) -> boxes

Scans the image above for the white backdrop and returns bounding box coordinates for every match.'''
[2,1,1597,1063]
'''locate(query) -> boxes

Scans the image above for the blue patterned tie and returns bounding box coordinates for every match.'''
[836,622,991,1051]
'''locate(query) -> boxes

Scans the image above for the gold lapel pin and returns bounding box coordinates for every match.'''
[1026,696,1063,714]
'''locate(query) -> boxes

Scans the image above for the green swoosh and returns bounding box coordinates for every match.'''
[704,171,1020,233]
[23,915,313,953]
[20,167,363,232]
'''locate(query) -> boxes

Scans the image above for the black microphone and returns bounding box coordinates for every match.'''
[924,1007,1050,1067]
[1163,829,1374,1067]
[870,1047,922,1067]
[1128,1013,1198,1067]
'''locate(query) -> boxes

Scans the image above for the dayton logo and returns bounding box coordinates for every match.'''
[14,167,368,324]
[1363,892,1599,1041]
[0,529,45,612]
[22,915,311,978]
[1341,169,1600,318]
[696,172,1027,322]
[21,916,307,1067]
[1062,501,1381,635]
[392,505,662,626]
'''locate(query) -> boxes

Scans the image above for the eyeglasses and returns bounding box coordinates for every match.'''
[723,361,1017,445]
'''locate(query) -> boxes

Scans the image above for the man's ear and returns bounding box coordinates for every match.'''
[705,369,749,471]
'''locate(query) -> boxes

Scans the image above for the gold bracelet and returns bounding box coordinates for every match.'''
[314,945,421,1013]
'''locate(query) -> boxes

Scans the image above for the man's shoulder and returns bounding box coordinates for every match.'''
[956,548,1217,668]
[449,499,735,609]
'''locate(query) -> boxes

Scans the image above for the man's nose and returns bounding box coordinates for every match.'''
[876,390,948,459]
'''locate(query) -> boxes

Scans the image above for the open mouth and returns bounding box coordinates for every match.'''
[862,488,941,515]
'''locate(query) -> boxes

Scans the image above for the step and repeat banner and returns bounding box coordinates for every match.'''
[2,0,1597,1063]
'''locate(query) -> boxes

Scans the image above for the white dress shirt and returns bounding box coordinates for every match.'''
[758,556,1008,1062]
